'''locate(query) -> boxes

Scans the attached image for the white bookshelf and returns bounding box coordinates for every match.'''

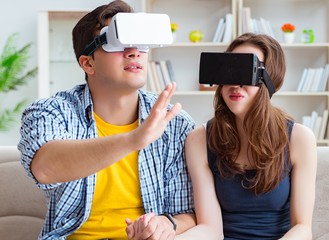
[243,0,329,145]
[144,0,235,126]
[37,0,329,144]
[145,0,329,144]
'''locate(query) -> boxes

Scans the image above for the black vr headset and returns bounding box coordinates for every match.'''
[199,52,276,98]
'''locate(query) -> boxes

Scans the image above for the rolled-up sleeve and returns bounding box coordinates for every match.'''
[18,98,73,190]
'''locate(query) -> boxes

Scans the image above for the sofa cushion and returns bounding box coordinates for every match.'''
[0,216,45,240]
[313,147,329,239]
[0,146,47,240]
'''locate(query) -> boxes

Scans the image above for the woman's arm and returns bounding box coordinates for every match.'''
[176,126,224,240]
[281,123,317,240]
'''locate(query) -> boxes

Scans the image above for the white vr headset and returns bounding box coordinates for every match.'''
[83,12,173,55]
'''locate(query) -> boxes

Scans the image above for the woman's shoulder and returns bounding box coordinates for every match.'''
[187,125,206,142]
[186,125,207,156]
[185,125,209,169]
[291,123,316,145]
[290,122,317,165]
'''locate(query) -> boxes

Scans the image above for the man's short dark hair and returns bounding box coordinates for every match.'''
[72,0,133,63]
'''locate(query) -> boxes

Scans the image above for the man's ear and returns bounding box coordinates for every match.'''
[79,55,95,75]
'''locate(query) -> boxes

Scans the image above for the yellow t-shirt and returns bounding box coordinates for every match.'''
[68,113,144,240]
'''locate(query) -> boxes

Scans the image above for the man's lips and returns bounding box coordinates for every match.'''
[124,62,142,71]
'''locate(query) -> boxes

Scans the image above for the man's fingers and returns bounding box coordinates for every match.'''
[155,82,176,110]
[125,218,134,239]
[125,218,133,225]
[156,85,170,109]
[165,103,182,122]
[141,215,176,240]
[143,212,156,223]
[164,82,176,107]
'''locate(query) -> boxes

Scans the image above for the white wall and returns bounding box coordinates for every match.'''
[0,0,140,146]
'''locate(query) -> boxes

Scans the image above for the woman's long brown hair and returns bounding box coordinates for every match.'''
[207,33,293,195]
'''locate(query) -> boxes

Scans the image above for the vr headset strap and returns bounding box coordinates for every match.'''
[83,32,108,56]
[260,68,275,98]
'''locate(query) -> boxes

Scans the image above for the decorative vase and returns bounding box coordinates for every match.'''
[283,32,295,44]
[172,32,176,42]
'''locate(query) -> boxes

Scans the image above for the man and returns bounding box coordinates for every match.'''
[18,1,195,239]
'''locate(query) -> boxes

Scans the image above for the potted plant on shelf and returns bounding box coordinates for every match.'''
[281,23,295,44]
[0,33,37,131]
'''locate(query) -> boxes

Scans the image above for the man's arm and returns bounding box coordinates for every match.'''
[31,83,181,184]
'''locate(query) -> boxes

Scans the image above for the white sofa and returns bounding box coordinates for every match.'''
[0,146,328,239]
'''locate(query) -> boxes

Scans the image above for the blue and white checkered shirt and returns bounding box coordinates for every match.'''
[18,84,195,239]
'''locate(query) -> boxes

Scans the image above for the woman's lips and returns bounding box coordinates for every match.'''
[229,93,244,101]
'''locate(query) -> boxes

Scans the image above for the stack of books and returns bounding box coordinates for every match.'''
[212,13,234,43]
[302,109,329,140]
[146,60,175,92]
[297,64,329,92]
[238,7,275,38]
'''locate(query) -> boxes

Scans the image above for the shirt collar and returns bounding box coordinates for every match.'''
[82,84,94,123]
[82,86,153,124]
[138,88,153,122]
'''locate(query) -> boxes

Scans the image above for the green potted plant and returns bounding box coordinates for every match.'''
[0,33,37,131]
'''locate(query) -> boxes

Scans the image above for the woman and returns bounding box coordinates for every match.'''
[184,33,317,239]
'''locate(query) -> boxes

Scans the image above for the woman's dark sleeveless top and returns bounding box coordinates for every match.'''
[207,120,294,240]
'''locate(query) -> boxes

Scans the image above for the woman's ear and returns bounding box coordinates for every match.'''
[79,55,95,75]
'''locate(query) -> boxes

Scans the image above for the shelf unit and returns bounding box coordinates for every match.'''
[144,0,236,130]
[237,0,329,145]
[37,0,329,144]
[38,10,88,99]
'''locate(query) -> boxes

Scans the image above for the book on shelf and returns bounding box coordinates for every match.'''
[259,17,275,38]
[314,115,322,140]
[319,64,329,91]
[302,68,316,92]
[310,111,318,134]
[222,13,233,44]
[319,109,328,140]
[147,62,157,92]
[297,64,329,92]
[311,68,324,91]
[212,18,226,43]
[239,7,252,35]
[302,109,329,140]
[165,60,176,83]
[149,61,162,92]
[297,68,308,92]
[238,7,275,39]
[147,60,175,92]
[154,61,166,90]
[159,61,171,86]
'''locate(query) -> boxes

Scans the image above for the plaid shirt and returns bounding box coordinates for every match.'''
[18,84,195,239]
